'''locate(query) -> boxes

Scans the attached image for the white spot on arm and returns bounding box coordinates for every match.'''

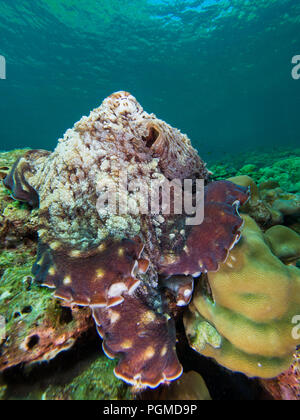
[108,282,128,298]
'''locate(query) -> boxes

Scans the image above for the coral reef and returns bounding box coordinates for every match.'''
[0,149,37,247]
[0,153,94,371]
[0,248,92,370]
[1,348,131,400]
[2,91,248,390]
[259,181,300,219]
[260,349,299,400]
[229,175,300,228]
[210,149,300,194]
[0,149,131,400]
[228,175,276,226]
[1,95,299,399]
[40,356,131,400]
[184,215,300,379]
[264,225,300,265]
[256,157,300,193]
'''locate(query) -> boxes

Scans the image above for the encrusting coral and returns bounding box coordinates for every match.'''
[210,151,300,194]
[255,157,300,193]
[2,91,249,389]
[229,175,300,227]
[184,215,300,379]
[0,150,38,248]
[264,225,300,265]
[259,181,300,218]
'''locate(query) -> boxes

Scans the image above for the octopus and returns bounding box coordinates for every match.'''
[3,92,249,389]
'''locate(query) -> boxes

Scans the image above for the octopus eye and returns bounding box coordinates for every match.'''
[143,124,162,150]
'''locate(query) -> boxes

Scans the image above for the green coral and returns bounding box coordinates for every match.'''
[184,311,222,353]
[210,149,300,194]
[1,352,131,400]
[0,149,30,169]
[239,164,257,175]
[0,249,52,341]
[41,357,131,400]
[184,215,300,379]
[256,157,300,193]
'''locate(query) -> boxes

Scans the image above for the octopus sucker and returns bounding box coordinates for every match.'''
[4,91,249,389]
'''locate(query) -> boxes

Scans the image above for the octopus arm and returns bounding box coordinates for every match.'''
[92,294,182,389]
[160,275,194,307]
[33,238,144,307]
[160,181,250,277]
[3,149,50,208]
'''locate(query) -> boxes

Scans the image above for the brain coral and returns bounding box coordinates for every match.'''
[184,215,300,378]
[3,91,249,389]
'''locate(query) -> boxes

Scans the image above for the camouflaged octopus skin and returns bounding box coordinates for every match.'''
[4,92,249,389]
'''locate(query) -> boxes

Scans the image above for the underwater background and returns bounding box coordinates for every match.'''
[0,0,300,160]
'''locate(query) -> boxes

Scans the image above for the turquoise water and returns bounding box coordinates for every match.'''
[0,0,300,160]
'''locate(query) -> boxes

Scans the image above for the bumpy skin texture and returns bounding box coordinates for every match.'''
[184,215,300,379]
[4,92,248,389]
